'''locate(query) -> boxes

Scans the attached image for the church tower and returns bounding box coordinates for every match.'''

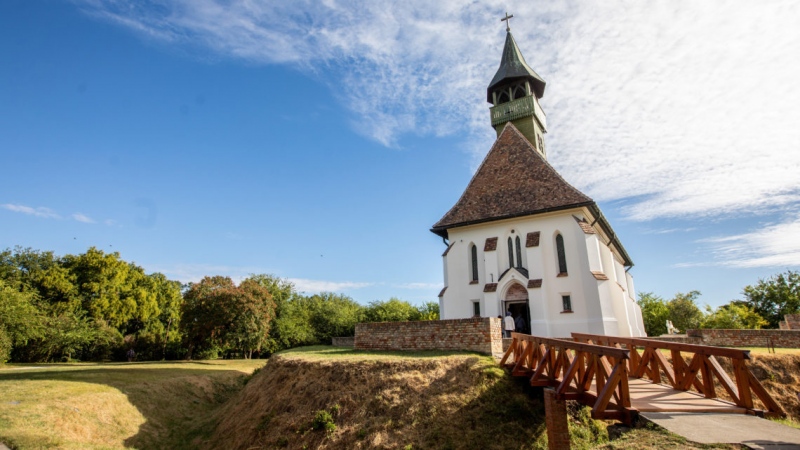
[487,15,548,157]
[432,15,646,338]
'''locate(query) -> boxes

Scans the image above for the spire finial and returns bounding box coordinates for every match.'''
[501,12,514,32]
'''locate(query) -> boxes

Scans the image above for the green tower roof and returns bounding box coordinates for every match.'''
[487,31,546,102]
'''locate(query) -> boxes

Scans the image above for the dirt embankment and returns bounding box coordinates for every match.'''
[736,353,800,420]
[201,354,547,450]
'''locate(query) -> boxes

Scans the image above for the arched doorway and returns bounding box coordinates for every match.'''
[504,283,531,334]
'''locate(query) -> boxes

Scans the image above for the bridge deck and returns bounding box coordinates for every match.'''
[626,378,745,414]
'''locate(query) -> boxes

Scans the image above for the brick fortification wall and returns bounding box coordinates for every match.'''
[331,337,354,347]
[651,329,800,348]
[779,314,800,330]
[354,317,503,356]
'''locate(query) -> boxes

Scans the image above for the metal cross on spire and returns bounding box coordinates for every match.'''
[501,12,514,31]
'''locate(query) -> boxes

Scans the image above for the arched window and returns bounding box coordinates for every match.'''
[470,244,478,283]
[498,91,510,104]
[513,85,526,100]
[515,236,522,268]
[507,237,514,269]
[556,234,568,275]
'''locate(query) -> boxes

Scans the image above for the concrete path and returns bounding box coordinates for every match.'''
[641,412,800,449]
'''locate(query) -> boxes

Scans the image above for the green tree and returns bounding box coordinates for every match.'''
[637,292,669,336]
[743,271,800,328]
[364,298,421,322]
[0,280,45,363]
[416,301,440,321]
[701,302,767,329]
[667,291,704,332]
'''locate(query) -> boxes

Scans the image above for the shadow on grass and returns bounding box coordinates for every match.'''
[0,362,261,449]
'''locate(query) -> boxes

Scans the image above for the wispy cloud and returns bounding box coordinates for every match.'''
[288,278,373,293]
[74,1,800,222]
[701,215,800,268]
[391,282,441,290]
[1,203,61,219]
[71,213,96,224]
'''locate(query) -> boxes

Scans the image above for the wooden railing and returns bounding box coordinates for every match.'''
[571,333,785,418]
[500,333,636,423]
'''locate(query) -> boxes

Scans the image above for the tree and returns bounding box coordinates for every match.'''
[743,271,800,328]
[667,291,704,332]
[416,301,440,321]
[180,276,275,359]
[637,292,669,336]
[364,298,421,322]
[0,280,45,363]
[701,302,767,329]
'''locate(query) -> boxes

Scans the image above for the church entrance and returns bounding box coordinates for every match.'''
[503,283,531,335]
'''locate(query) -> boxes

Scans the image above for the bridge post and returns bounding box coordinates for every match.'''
[544,388,570,449]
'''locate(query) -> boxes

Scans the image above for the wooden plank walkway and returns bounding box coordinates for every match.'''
[500,333,784,425]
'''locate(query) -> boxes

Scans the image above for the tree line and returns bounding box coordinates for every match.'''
[0,247,439,363]
[637,270,800,336]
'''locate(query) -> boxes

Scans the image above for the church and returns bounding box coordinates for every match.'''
[431,22,646,338]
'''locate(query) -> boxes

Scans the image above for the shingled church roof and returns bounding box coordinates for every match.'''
[431,123,592,235]
[430,123,633,266]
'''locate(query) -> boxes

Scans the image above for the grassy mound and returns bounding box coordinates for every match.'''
[204,347,729,450]
[0,360,265,449]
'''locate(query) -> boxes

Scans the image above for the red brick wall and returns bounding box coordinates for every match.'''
[679,329,800,348]
[354,318,503,356]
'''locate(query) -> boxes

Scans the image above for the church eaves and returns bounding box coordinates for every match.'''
[431,123,593,238]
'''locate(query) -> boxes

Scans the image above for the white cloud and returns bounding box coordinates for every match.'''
[288,278,373,293]
[391,282,441,290]
[702,214,800,268]
[74,1,800,222]
[71,213,96,224]
[1,203,61,219]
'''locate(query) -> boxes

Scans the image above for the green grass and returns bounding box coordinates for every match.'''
[0,359,265,450]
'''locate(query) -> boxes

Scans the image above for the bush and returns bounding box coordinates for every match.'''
[312,409,336,434]
[0,328,11,364]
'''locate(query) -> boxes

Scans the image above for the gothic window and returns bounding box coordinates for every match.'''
[562,295,572,312]
[498,91,510,104]
[507,237,514,269]
[470,244,478,283]
[556,234,568,275]
[538,135,544,153]
[513,85,526,100]
[515,236,522,268]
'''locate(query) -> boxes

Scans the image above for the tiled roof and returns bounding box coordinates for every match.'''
[574,216,597,234]
[484,237,498,251]
[431,123,593,237]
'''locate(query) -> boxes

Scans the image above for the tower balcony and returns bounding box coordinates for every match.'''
[490,96,547,131]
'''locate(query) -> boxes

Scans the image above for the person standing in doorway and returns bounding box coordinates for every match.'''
[503,311,515,338]
[514,313,525,334]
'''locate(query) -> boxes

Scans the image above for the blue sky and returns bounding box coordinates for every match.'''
[1,0,799,308]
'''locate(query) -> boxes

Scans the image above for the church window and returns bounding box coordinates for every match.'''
[515,236,522,268]
[497,91,510,104]
[513,85,526,100]
[556,234,568,275]
[538,135,544,153]
[470,244,478,283]
[472,301,481,317]
[562,295,572,312]
[507,237,514,268]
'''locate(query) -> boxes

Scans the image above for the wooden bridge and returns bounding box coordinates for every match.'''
[499,332,785,425]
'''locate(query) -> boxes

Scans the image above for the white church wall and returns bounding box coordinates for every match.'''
[440,208,638,339]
